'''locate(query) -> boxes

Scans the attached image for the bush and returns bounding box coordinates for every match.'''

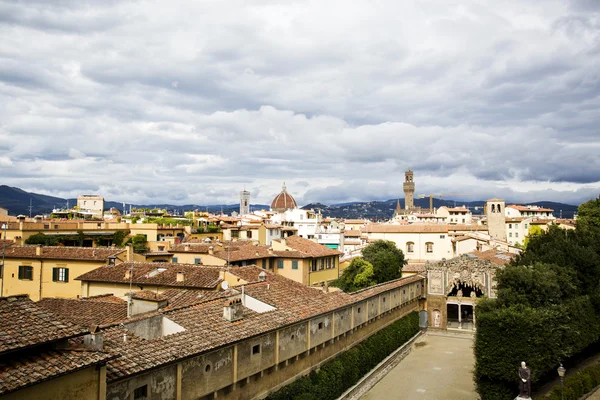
[541,363,600,400]
[267,311,420,400]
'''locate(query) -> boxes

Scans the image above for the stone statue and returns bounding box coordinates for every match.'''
[518,361,532,398]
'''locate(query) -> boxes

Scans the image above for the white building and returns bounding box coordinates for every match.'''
[76,195,104,217]
[505,205,555,220]
[436,206,472,224]
[364,224,452,261]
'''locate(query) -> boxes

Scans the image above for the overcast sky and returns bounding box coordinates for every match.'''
[1,0,599,207]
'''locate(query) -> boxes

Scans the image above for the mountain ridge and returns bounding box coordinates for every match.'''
[0,185,580,219]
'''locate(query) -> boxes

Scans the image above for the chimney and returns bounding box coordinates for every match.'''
[184,244,190,252]
[223,298,243,322]
[176,271,185,282]
[268,247,273,255]
[258,271,267,282]
[208,246,214,255]
[35,245,42,256]
[84,326,104,350]
[126,243,133,261]
[108,256,116,267]
[124,266,131,280]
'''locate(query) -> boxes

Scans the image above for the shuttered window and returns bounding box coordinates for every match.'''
[18,266,33,280]
[52,267,69,282]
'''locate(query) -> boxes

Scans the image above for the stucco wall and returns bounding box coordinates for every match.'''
[107,364,177,400]
[180,347,234,399]
[2,365,103,400]
[237,332,277,380]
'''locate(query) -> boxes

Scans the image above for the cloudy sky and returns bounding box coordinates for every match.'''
[1,0,599,207]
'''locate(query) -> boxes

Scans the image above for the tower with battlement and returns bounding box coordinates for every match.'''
[403,169,415,210]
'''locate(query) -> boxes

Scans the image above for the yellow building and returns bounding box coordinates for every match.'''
[0,295,113,400]
[0,246,126,300]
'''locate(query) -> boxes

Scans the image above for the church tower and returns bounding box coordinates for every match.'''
[240,189,250,215]
[485,198,506,242]
[403,169,415,210]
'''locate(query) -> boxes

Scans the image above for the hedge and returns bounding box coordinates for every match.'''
[540,363,600,400]
[474,296,600,400]
[267,311,420,400]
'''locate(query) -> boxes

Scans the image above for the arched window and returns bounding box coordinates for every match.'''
[406,242,414,253]
[426,242,434,253]
[496,204,502,213]
[491,204,496,213]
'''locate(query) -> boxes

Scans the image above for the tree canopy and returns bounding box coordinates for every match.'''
[475,197,600,399]
[334,240,406,292]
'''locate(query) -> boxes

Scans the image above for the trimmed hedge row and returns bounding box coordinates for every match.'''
[540,363,600,400]
[267,311,420,400]
[474,296,600,400]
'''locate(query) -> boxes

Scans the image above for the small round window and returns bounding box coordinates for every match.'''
[205,364,211,373]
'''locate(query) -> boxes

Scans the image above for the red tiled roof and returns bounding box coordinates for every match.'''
[507,205,554,212]
[281,236,343,257]
[271,185,297,211]
[344,230,362,237]
[469,250,515,265]
[37,296,128,328]
[3,246,125,261]
[76,262,223,289]
[0,295,88,354]
[0,347,113,395]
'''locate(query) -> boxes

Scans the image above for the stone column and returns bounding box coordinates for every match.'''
[458,303,462,329]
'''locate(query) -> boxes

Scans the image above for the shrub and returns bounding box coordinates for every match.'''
[267,311,420,400]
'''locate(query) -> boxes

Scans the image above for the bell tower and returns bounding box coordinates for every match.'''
[403,169,415,210]
[240,190,250,215]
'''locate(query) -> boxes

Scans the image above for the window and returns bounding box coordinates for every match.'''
[525,224,528,229]
[406,242,414,253]
[18,266,33,280]
[292,260,298,270]
[262,259,267,269]
[357,307,361,313]
[509,224,512,229]
[509,233,512,238]
[515,233,519,238]
[172,257,178,263]
[277,260,284,269]
[252,344,261,355]
[425,242,433,253]
[133,385,148,400]
[440,235,445,239]
[318,322,324,330]
[247,231,252,239]
[194,257,202,265]
[231,230,239,239]
[52,267,69,282]
[158,245,165,251]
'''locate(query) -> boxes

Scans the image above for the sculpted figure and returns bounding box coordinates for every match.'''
[518,361,532,398]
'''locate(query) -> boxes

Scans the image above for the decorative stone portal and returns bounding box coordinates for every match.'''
[426,253,506,331]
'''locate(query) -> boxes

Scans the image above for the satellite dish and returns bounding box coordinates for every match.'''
[221,281,230,290]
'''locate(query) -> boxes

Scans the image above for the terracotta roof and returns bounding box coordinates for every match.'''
[214,244,275,262]
[0,295,88,354]
[365,224,449,233]
[452,235,476,242]
[3,246,125,261]
[37,296,128,328]
[129,290,168,302]
[161,288,239,311]
[403,263,426,273]
[440,206,470,212]
[507,205,554,212]
[344,219,368,224]
[468,250,515,265]
[40,266,424,383]
[447,224,488,231]
[344,230,362,237]
[281,236,343,257]
[505,217,528,223]
[76,262,223,289]
[271,184,297,211]
[0,347,113,396]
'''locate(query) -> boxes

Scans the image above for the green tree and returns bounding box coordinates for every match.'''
[24,233,58,246]
[361,240,406,283]
[333,258,375,292]
[131,234,148,254]
[113,230,128,247]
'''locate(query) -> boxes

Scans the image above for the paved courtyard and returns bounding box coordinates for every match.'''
[362,333,478,400]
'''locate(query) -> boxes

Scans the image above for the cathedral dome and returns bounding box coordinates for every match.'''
[270,183,298,211]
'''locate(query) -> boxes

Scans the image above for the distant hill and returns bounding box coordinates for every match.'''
[0,185,268,217]
[0,185,579,219]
